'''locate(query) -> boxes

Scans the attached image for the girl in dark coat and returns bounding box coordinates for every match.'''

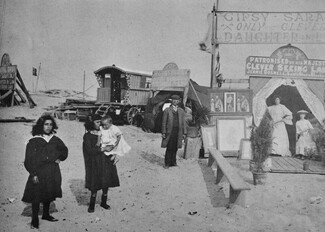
[82,114,120,213]
[22,115,68,229]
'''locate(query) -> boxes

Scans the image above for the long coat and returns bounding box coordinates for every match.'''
[82,132,120,192]
[22,136,68,203]
[161,106,187,149]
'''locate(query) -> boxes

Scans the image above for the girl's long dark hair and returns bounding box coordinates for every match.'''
[84,114,101,132]
[32,115,58,136]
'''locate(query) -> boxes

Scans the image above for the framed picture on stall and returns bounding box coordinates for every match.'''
[216,117,246,156]
[200,124,217,157]
[224,92,236,113]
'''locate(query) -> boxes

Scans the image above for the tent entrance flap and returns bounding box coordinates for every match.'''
[253,78,325,127]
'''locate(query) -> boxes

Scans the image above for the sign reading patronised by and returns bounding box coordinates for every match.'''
[245,44,325,79]
[216,11,325,44]
[151,63,191,90]
[0,65,17,90]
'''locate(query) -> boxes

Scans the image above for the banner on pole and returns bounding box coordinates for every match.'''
[216,11,325,44]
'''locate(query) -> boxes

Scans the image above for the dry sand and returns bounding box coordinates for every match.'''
[0,94,324,232]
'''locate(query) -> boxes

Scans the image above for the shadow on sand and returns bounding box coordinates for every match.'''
[140,151,165,167]
[69,179,94,206]
[21,202,58,217]
[198,160,229,208]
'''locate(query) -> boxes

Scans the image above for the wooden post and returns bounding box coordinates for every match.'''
[210,4,216,88]
[83,71,85,100]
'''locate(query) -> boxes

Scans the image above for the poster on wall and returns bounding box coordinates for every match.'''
[216,117,246,156]
[209,89,252,114]
[224,92,236,112]
[236,92,250,113]
[201,125,217,156]
[210,92,224,113]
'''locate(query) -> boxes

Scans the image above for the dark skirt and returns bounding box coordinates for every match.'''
[22,164,62,203]
[102,155,120,188]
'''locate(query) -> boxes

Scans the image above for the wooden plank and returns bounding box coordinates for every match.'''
[282,157,298,170]
[216,166,224,184]
[207,153,214,167]
[271,170,325,175]
[16,70,37,107]
[0,90,12,100]
[271,157,286,170]
[270,157,286,170]
[290,158,304,166]
[0,118,35,123]
[270,157,282,170]
[280,158,296,170]
[15,89,26,102]
[285,158,303,171]
[209,148,250,191]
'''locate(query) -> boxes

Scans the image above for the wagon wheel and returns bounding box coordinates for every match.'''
[126,107,139,125]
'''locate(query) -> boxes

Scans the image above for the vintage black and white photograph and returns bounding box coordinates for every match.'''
[1,0,325,231]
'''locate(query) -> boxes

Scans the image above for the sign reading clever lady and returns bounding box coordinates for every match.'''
[216,11,325,44]
[245,44,325,79]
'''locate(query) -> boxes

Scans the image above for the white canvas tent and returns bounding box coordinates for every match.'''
[247,44,325,127]
[253,78,325,126]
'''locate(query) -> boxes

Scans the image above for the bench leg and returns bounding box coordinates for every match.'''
[216,165,224,184]
[229,186,246,207]
[207,153,214,167]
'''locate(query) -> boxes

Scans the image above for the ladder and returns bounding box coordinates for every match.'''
[95,104,111,117]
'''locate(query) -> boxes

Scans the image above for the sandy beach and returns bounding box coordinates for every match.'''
[0,94,324,232]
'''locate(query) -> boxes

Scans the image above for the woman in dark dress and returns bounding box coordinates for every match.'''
[22,115,68,229]
[82,114,120,213]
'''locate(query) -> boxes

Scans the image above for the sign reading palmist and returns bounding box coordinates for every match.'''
[245,45,325,79]
[216,11,325,44]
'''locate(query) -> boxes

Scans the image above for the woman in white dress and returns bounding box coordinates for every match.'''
[268,96,292,156]
[295,110,316,159]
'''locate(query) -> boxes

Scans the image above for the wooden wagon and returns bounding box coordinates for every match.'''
[94,65,152,124]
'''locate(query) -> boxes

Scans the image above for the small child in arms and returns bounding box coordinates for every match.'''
[97,115,131,164]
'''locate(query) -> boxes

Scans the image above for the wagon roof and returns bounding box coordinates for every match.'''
[94,65,152,77]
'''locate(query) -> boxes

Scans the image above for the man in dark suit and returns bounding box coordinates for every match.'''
[161,95,187,168]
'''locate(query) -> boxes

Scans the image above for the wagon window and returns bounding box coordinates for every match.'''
[103,74,111,87]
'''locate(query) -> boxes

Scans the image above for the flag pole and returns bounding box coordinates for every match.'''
[210,3,217,88]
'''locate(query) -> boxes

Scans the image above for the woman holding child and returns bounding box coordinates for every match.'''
[82,114,120,213]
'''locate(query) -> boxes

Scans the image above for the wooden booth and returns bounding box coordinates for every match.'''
[208,89,253,157]
[0,53,36,108]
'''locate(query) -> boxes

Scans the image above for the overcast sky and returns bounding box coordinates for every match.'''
[1,0,325,97]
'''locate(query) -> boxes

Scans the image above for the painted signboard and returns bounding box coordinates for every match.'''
[216,11,325,44]
[246,44,325,79]
[151,63,190,90]
[0,65,17,90]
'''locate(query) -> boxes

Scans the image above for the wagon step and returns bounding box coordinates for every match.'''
[95,104,111,117]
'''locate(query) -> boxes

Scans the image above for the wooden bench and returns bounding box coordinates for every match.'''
[208,148,250,206]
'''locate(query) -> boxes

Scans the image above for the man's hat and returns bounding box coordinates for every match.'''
[297,110,309,115]
[171,95,181,100]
